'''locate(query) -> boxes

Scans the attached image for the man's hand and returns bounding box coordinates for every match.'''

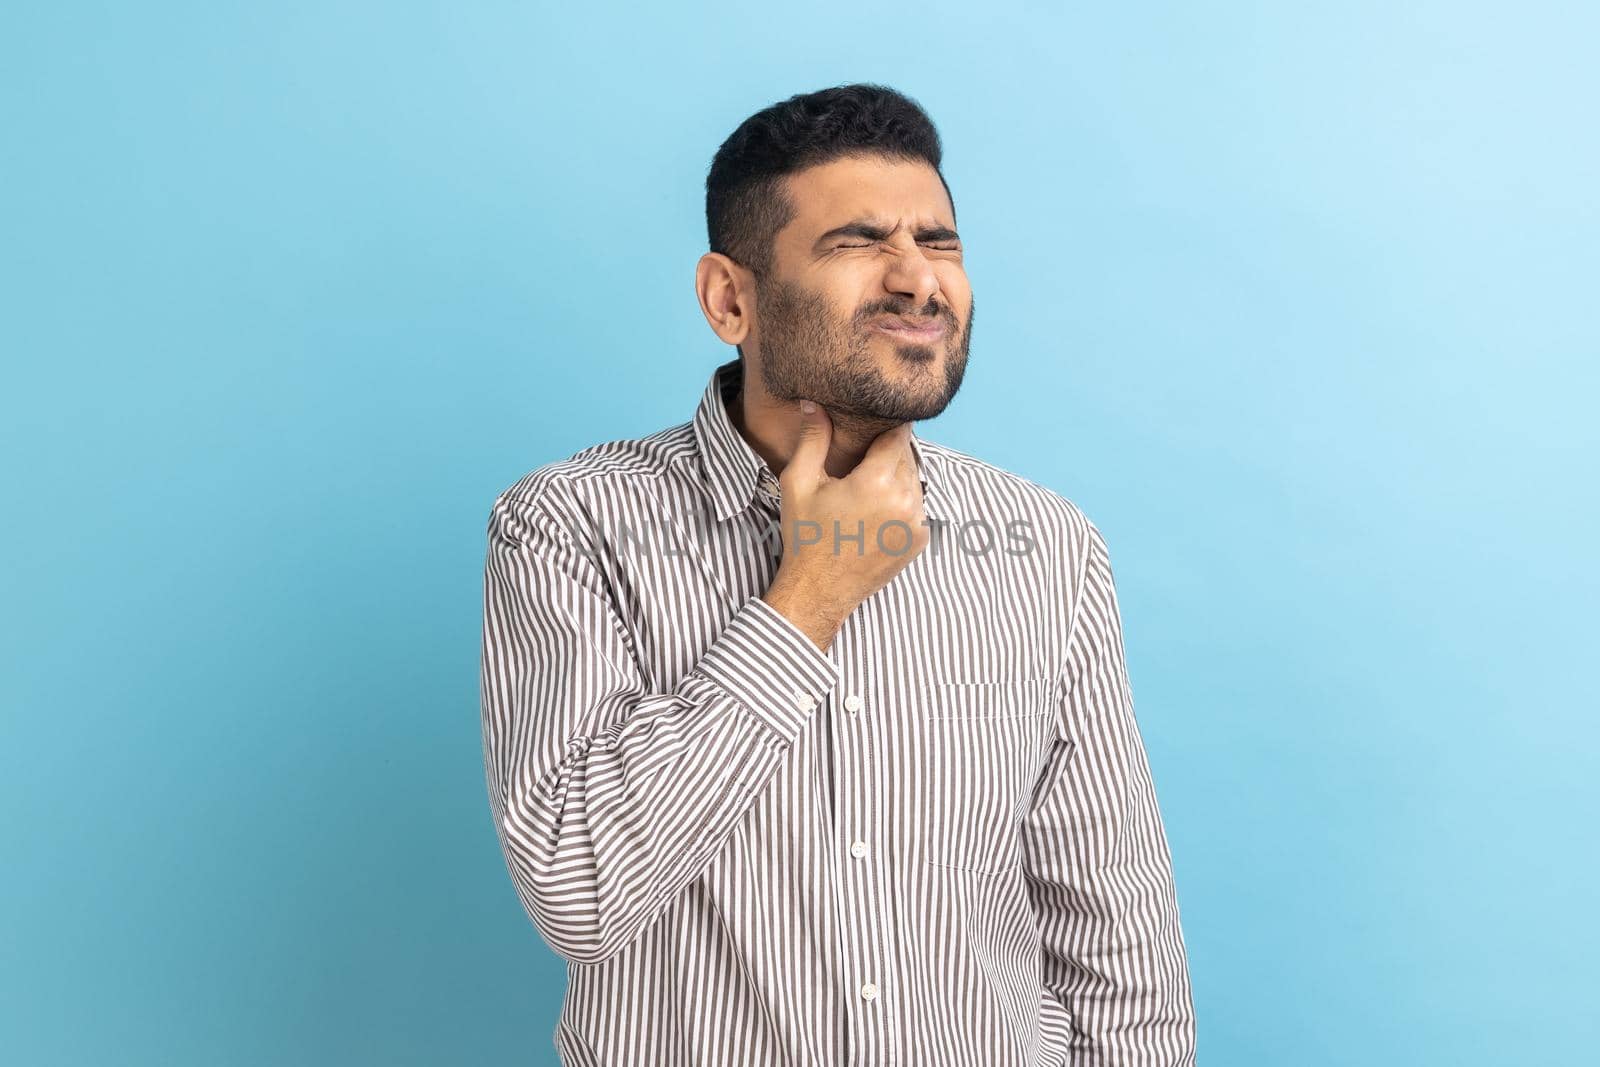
[761,400,931,651]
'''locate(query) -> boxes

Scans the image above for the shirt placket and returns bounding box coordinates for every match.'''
[829,569,898,1065]
[757,469,897,1066]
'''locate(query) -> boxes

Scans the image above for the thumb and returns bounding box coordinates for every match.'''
[785,399,833,490]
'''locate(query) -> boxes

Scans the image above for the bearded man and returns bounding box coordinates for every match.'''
[481,82,1197,1067]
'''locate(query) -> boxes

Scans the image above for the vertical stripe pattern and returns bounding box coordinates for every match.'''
[480,357,1196,1065]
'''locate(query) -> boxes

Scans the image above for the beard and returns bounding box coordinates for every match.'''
[751,275,973,424]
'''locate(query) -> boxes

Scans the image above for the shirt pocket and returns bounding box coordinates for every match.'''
[920,675,1056,875]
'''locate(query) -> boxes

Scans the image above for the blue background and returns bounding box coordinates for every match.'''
[4,3,1595,1064]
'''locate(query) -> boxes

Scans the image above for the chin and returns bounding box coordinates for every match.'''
[874,337,944,363]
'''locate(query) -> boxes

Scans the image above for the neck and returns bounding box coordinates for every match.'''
[726,364,902,480]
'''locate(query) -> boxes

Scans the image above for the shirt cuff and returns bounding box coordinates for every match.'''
[691,594,841,746]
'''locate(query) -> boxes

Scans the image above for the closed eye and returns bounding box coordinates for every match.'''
[834,242,962,251]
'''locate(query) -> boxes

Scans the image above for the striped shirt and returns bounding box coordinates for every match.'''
[480,357,1197,1066]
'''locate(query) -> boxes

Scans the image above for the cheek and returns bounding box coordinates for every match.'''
[934,266,969,305]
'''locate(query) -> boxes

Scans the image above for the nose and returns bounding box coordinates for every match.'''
[881,243,941,310]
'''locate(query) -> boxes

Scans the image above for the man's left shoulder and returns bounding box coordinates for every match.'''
[919,437,1094,542]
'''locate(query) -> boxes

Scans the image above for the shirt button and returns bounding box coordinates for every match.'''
[844,694,864,713]
[850,840,868,858]
[792,691,816,712]
[860,982,879,1002]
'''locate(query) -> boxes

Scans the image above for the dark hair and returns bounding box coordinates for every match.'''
[705,83,952,278]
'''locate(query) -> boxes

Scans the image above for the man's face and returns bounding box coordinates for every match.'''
[748,154,973,423]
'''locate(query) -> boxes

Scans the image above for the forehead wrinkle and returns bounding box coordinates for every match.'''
[816,214,956,241]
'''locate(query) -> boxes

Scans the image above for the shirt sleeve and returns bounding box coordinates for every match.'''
[1019,519,1198,1065]
[479,485,840,965]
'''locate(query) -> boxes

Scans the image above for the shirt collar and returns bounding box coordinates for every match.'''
[691,357,948,525]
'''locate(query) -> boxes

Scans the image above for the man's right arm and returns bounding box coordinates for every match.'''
[479,484,839,965]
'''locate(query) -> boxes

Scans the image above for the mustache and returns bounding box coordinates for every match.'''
[855,302,959,327]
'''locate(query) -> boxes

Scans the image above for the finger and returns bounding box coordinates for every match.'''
[853,422,914,481]
[783,399,833,491]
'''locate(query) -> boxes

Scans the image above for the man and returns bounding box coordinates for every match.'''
[481,83,1196,1066]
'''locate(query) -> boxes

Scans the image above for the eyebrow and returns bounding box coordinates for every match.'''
[812,219,961,250]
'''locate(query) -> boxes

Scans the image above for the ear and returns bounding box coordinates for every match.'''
[695,252,754,347]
